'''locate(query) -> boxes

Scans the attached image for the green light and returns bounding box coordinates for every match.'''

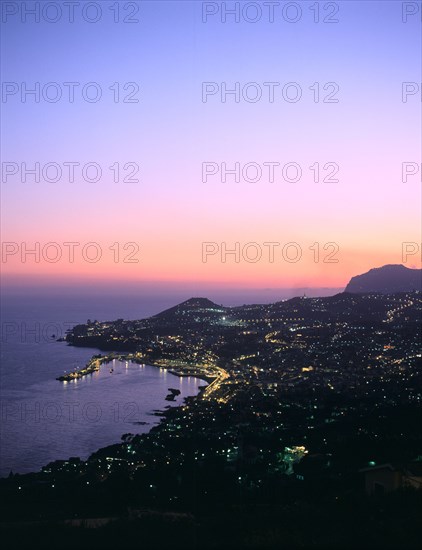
[369,461,376,466]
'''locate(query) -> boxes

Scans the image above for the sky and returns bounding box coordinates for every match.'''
[1,0,421,295]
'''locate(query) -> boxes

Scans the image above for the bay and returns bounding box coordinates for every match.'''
[0,294,203,477]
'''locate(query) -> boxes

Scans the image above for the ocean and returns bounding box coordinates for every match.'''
[0,287,341,477]
[0,293,205,477]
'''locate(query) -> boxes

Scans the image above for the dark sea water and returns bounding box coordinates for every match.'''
[0,294,205,477]
[0,288,340,477]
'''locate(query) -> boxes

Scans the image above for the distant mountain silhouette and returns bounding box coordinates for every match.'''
[152,297,225,321]
[345,264,421,294]
[180,297,222,308]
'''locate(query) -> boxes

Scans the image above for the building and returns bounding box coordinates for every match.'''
[360,462,422,495]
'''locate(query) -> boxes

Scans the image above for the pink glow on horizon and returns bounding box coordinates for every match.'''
[1,1,420,292]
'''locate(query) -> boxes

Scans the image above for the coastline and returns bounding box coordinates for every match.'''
[1,356,207,478]
[56,351,216,387]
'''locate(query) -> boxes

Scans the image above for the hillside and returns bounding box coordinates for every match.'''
[345,264,421,294]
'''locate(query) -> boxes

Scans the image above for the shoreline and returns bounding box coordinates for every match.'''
[2,355,208,478]
[56,350,216,387]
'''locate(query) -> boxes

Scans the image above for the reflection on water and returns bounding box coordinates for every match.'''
[0,294,205,477]
[1,360,203,476]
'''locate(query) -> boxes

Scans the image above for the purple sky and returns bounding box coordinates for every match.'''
[1,1,421,294]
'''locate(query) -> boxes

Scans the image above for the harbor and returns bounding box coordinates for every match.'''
[56,352,219,385]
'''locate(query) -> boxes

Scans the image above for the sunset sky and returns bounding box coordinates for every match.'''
[1,1,421,294]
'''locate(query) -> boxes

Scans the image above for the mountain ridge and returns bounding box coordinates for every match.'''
[345,264,421,294]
